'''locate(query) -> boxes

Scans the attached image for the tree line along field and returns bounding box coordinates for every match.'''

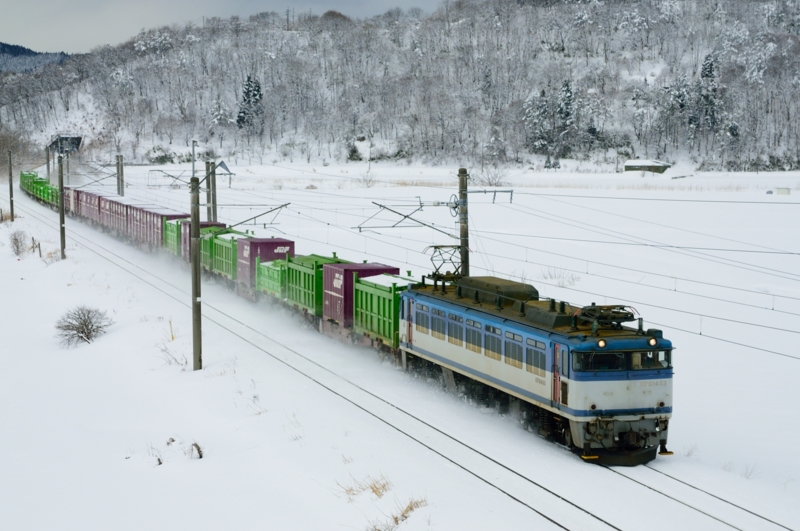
[2,0,800,171]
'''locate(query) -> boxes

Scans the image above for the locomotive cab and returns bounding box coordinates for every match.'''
[565,335,673,465]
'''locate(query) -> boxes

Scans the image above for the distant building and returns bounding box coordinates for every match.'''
[624,160,671,174]
[48,134,82,154]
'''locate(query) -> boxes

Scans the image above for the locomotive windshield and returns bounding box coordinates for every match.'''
[573,350,671,371]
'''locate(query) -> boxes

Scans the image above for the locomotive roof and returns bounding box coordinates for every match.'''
[408,277,648,341]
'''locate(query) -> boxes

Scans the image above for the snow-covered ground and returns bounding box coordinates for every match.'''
[1,161,799,530]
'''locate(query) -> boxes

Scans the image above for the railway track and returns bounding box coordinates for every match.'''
[644,464,794,530]
[4,189,793,531]
[602,465,794,531]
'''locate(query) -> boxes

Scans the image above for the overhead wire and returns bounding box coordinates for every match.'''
[469,232,800,255]
[175,177,800,301]
[529,192,795,254]
[448,240,800,318]
[290,209,800,358]
[8,180,797,361]
[57,168,799,359]
[501,203,800,282]
[79,168,800,311]
[274,203,800,340]
[465,263,798,361]
[513,191,800,205]
[171,180,800,319]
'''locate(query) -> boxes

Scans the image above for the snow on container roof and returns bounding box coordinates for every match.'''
[323,263,400,326]
[149,208,189,216]
[215,232,249,240]
[104,196,155,206]
[623,160,671,173]
[78,189,114,197]
[361,273,417,288]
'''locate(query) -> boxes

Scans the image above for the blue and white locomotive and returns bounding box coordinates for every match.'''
[398,276,673,466]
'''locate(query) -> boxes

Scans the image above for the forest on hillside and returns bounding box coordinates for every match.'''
[2,0,800,171]
[0,42,68,74]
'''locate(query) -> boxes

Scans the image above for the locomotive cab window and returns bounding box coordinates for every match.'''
[573,352,626,371]
[631,350,671,370]
[573,350,671,371]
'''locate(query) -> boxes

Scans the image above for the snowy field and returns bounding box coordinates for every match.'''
[1,161,799,530]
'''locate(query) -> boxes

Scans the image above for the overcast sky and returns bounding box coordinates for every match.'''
[2,0,426,54]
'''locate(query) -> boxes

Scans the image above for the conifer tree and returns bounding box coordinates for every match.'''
[522,89,554,155]
[236,75,264,131]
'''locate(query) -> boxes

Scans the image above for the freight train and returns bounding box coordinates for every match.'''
[19,170,674,466]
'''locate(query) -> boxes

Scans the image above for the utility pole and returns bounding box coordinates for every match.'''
[206,161,215,222]
[210,161,218,222]
[46,146,50,181]
[190,175,202,371]
[58,156,66,260]
[458,167,469,277]
[205,162,214,221]
[116,155,125,196]
[7,150,13,222]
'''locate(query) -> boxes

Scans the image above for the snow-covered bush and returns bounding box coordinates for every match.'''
[474,166,509,187]
[55,306,113,347]
[9,230,29,256]
[146,145,174,164]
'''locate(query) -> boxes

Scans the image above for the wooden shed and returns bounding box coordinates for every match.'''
[624,160,671,174]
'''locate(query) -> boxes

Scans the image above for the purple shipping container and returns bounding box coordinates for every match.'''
[66,188,78,215]
[78,190,111,224]
[128,204,146,244]
[181,221,226,261]
[127,205,187,248]
[98,196,116,232]
[236,238,296,289]
[323,263,400,327]
[69,188,83,218]
[145,208,187,249]
[99,196,155,237]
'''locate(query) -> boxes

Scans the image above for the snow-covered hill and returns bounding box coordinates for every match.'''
[3,0,800,172]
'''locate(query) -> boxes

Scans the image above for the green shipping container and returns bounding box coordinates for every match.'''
[199,226,226,271]
[20,171,59,206]
[211,231,249,280]
[285,253,349,316]
[353,274,416,349]
[255,257,288,298]
[163,218,185,255]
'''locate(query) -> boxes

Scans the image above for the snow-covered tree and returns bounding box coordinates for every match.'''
[236,75,264,134]
[523,89,554,156]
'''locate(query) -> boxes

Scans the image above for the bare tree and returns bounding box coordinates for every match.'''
[55,306,114,347]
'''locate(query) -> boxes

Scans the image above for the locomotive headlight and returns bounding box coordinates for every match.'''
[648,337,657,347]
[597,339,607,348]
